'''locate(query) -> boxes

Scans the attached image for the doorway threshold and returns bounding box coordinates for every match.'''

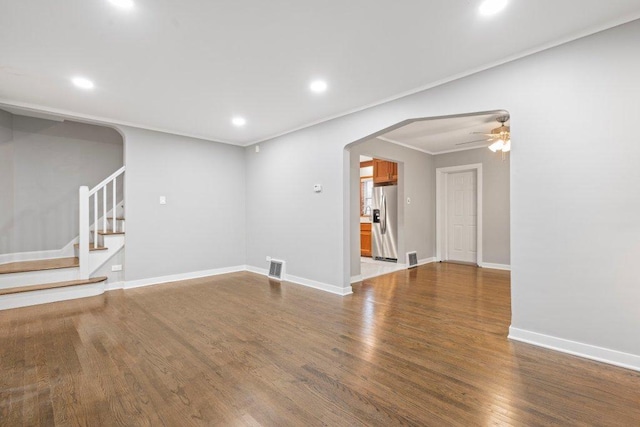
[360,257,405,280]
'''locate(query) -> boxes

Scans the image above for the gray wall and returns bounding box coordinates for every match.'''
[1,114,123,254]
[0,110,11,143]
[349,138,435,276]
[121,127,246,281]
[434,147,510,265]
[0,110,14,252]
[244,20,640,359]
[244,131,345,286]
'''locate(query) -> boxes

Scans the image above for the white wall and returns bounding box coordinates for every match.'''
[349,138,435,276]
[434,147,510,266]
[1,114,123,254]
[245,20,640,365]
[121,126,246,282]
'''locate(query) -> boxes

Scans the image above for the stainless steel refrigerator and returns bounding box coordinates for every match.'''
[372,185,398,262]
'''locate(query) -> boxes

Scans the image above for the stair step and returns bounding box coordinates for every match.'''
[0,276,107,296]
[0,257,79,275]
[97,230,125,235]
[74,244,108,251]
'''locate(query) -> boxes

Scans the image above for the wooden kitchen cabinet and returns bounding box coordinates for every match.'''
[373,159,398,185]
[360,222,372,257]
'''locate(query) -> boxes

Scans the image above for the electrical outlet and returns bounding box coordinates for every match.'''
[159,196,167,205]
[255,145,260,153]
[111,265,123,272]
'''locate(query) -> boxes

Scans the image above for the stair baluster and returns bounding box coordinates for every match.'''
[79,166,125,279]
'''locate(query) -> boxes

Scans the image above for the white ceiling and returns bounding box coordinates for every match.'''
[1,1,639,146]
[379,112,508,155]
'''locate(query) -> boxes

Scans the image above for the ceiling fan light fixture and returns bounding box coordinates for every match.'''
[479,0,508,16]
[489,140,504,152]
[502,140,511,152]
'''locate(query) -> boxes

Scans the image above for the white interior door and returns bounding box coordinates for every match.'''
[446,171,477,263]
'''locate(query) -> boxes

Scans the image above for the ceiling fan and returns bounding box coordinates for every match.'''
[456,115,511,153]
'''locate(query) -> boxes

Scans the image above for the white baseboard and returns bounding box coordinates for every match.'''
[246,265,268,275]
[124,265,247,290]
[0,264,353,311]
[509,327,640,372]
[350,274,363,284]
[105,280,125,291]
[418,257,436,266]
[247,265,352,296]
[286,273,353,296]
[481,262,511,271]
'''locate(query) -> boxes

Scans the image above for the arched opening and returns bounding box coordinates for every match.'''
[344,109,511,287]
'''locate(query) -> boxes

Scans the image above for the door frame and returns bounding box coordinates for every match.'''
[436,163,483,266]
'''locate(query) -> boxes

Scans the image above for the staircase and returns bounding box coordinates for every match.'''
[0,167,125,310]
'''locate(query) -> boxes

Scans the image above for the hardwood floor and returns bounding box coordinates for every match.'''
[1,263,639,425]
[0,257,79,275]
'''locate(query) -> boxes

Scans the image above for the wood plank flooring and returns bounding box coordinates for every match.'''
[0,277,108,296]
[0,257,79,275]
[1,263,639,426]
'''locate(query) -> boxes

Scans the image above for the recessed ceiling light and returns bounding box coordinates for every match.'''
[71,77,95,90]
[108,0,135,9]
[479,0,508,16]
[310,80,328,94]
[232,117,246,127]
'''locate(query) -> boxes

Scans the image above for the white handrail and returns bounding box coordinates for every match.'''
[89,166,126,196]
[79,166,125,279]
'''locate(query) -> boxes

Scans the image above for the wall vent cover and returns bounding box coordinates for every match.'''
[268,259,285,280]
[407,252,418,268]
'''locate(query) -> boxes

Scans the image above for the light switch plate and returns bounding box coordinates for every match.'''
[313,184,322,193]
[159,196,167,205]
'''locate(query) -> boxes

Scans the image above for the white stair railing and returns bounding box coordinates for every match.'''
[79,166,125,279]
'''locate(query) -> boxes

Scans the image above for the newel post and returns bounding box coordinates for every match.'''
[79,186,90,279]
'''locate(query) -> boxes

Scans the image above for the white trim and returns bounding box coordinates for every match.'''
[0,267,79,290]
[0,100,238,147]
[89,166,126,196]
[0,238,77,264]
[244,10,640,146]
[436,164,483,266]
[247,265,352,295]
[246,265,268,276]
[105,281,125,291]
[377,136,434,155]
[509,327,640,373]
[0,200,123,265]
[0,265,354,311]
[124,265,246,289]
[3,12,640,148]
[431,145,492,156]
[286,273,353,296]
[350,274,363,284]
[0,282,104,311]
[481,262,511,271]
[377,136,493,156]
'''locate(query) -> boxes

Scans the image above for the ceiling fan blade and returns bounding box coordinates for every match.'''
[471,132,499,137]
[455,139,489,146]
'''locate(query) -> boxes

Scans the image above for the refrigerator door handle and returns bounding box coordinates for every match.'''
[381,192,387,235]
